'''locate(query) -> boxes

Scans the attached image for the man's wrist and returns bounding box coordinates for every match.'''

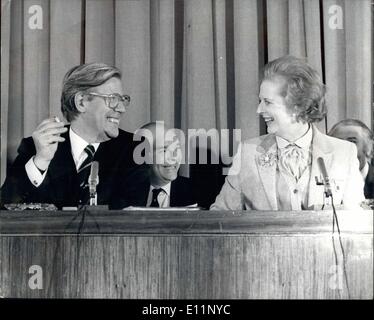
[33,156,50,172]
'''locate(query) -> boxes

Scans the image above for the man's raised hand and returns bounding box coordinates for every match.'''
[32,117,68,171]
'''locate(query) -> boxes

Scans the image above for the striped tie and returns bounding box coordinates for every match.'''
[77,145,96,204]
[78,144,95,174]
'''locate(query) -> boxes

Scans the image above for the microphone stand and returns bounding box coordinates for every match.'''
[89,187,97,206]
[86,186,107,211]
[315,175,332,208]
[85,162,108,211]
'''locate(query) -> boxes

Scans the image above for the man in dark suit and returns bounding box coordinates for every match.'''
[0,62,144,209]
[328,119,374,199]
[133,121,197,208]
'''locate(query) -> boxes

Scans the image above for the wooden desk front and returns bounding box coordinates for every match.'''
[0,210,372,299]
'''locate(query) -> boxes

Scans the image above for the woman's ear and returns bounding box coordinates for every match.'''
[292,105,301,122]
[74,92,86,113]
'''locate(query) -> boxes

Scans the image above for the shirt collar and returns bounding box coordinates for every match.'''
[150,182,171,196]
[276,125,313,151]
[69,127,100,166]
[361,162,369,180]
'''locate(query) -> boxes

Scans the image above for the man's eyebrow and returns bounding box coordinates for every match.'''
[259,96,274,101]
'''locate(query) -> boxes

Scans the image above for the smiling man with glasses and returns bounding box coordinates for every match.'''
[1,62,146,209]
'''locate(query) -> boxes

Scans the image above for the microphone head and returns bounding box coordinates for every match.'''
[89,161,99,185]
[317,157,332,197]
[317,157,328,178]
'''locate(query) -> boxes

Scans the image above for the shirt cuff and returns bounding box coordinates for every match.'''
[25,157,48,187]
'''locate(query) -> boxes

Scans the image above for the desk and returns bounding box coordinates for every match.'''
[0,210,372,299]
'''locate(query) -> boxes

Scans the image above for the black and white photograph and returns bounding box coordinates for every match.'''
[0,0,372,311]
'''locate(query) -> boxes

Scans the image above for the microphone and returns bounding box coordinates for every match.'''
[317,157,332,197]
[88,161,99,205]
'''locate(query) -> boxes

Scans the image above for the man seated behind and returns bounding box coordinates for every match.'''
[0,62,144,209]
[134,121,197,208]
[328,119,374,199]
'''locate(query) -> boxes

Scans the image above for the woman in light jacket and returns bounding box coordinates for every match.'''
[211,55,364,211]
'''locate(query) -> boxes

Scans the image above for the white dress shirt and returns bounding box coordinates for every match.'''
[25,127,99,187]
[68,128,99,169]
[275,125,313,162]
[275,126,313,210]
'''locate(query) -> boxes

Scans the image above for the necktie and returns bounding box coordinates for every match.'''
[150,188,163,207]
[279,144,309,181]
[77,145,96,203]
[78,145,95,174]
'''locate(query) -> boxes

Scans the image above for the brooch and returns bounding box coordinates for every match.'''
[258,151,277,167]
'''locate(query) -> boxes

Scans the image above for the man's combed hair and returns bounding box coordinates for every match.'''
[61,62,122,122]
[264,55,327,123]
[329,118,374,161]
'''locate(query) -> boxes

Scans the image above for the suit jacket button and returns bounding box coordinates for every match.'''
[293,189,298,194]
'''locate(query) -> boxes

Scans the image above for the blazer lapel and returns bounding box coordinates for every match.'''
[49,127,76,179]
[307,125,333,208]
[94,138,114,161]
[255,136,278,210]
[170,180,177,207]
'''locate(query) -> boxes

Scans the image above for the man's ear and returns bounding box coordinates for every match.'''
[74,92,86,113]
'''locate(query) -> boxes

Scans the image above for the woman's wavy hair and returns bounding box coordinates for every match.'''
[61,62,121,122]
[263,55,327,123]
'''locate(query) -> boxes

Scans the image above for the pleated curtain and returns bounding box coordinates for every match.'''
[1,0,372,184]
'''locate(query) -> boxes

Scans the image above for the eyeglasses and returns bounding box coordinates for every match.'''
[86,92,131,110]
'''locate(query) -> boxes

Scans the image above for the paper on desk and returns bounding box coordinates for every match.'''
[123,203,201,211]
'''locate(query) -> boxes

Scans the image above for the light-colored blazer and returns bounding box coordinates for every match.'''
[211,125,364,210]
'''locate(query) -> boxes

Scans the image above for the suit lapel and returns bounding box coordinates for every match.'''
[48,127,76,179]
[307,125,333,208]
[255,136,278,210]
[170,180,177,207]
[94,138,113,161]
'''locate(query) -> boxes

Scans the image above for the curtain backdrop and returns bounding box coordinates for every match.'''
[1,0,372,185]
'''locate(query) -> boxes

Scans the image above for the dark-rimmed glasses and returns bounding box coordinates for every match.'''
[86,92,131,110]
